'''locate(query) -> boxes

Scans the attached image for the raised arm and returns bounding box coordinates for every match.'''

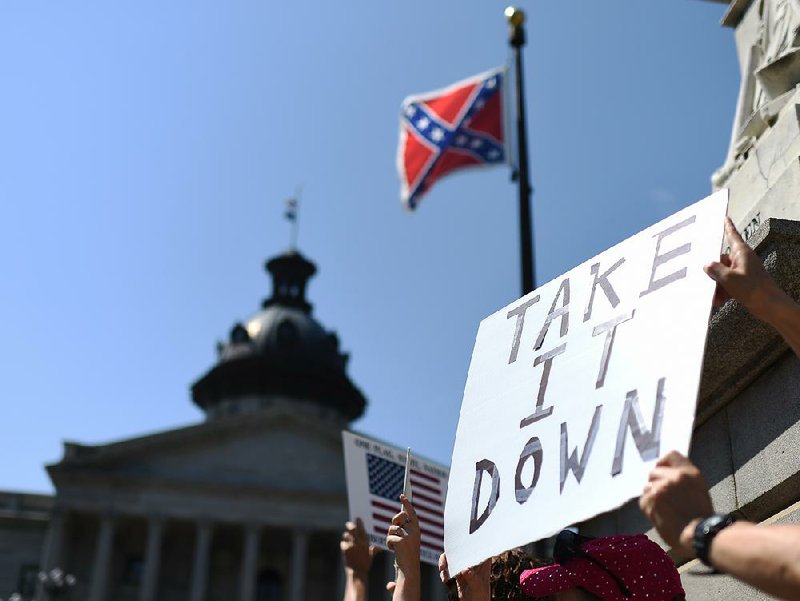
[640,451,800,600]
[387,495,421,601]
[438,552,491,601]
[341,518,377,601]
[704,216,800,358]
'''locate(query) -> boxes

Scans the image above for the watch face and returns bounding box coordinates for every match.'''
[703,515,724,534]
[695,514,735,567]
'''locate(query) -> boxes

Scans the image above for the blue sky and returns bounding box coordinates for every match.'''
[0,1,737,492]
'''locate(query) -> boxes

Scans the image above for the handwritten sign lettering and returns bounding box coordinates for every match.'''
[444,191,728,575]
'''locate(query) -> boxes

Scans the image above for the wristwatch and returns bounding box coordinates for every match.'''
[694,513,736,568]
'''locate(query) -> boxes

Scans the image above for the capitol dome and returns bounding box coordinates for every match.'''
[191,250,367,422]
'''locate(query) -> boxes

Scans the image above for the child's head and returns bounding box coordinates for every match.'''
[520,532,684,601]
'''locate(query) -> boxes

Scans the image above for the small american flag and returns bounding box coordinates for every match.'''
[367,453,446,556]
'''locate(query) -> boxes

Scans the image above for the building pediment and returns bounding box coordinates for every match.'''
[48,406,347,498]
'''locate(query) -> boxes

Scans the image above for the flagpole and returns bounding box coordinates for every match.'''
[506,7,536,295]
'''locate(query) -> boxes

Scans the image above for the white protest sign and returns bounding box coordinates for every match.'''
[342,430,449,565]
[444,191,728,575]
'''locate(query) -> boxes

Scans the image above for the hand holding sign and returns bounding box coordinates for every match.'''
[704,216,784,318]
[639,450,714,557]
[438,552,491,601]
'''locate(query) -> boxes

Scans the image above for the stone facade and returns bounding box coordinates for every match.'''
[6,404,442,601]
[36,407,353,601]
[0,493,51,599]
[712,0,800,233]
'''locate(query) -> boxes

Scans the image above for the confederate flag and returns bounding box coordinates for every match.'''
[397,67,507,210]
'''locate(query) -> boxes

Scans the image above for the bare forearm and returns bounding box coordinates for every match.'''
[392,572,420,601]
[764,293,800,360]
[344,571,368,601]
[708,523,800,600]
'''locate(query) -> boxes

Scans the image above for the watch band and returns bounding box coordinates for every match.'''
[694,513,736,568]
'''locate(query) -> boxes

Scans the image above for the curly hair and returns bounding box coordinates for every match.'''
[490,548,547,601]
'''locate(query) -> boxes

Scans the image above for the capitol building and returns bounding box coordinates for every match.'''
[0,249,440,601]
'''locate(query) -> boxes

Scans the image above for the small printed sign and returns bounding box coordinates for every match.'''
[343,431,450,565]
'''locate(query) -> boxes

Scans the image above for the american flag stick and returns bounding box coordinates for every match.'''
[394,447,413,582]
[403,447,413,503]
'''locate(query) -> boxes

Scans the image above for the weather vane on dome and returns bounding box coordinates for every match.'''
[284,185,302,250]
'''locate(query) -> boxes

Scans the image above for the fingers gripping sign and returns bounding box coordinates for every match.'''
[639,451,714,557]
[438,552,491,601]
[438,552,451,585]
[704,216,783,319]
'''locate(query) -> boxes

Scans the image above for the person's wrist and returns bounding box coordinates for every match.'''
[397,559,421,574]
[678,518,702,557]
[346,566,369,581]
[751,281,790,322]
[396,568,421,586]
[764,288,797,325]
[398,554,421,574]
[693,514,736,568]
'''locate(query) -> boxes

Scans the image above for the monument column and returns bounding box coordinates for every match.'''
[238,524,261,601]
[189,521,214,601]
[289,529,309,601]
[35,508,66,601]
[88,513,116,601]
[139,516,165,601]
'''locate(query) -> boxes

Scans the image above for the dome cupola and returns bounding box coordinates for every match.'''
[262,251,316,313]
[191,248,367,423]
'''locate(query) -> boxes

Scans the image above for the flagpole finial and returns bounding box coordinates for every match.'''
[505,6,525,27]
[505,6,526,48]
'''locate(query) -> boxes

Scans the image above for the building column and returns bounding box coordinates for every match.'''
[88,513,116,601]
[35,509,66,601]
[139,516,165,601]
[189,521,213,601]
[289,529,309,601]
[238,524,261,601]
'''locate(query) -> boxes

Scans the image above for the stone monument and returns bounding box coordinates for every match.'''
[580,2,800,598]
[713,0,800,238]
